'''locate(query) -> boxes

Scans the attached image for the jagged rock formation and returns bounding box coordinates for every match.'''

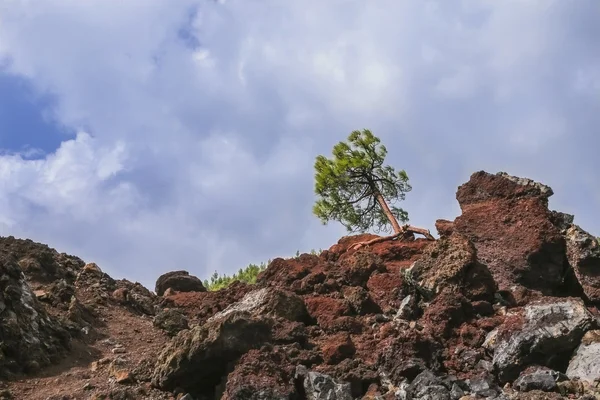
[1,170,600,400]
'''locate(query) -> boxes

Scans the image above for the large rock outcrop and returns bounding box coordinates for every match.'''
[565,225,600,302]
[0,254,71,377]
[454,171,567,298]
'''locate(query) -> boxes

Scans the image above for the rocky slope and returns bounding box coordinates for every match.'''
[1,170,600,400]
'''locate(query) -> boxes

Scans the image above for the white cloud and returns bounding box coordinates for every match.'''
[0,0,598,287]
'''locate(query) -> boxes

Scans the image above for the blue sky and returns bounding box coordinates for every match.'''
[0,0,598,289]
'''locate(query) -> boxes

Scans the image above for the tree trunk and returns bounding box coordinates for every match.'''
[349,185,435,251]
[373,190,402,234]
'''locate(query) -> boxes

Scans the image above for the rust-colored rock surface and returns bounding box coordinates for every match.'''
[454,171,568,296]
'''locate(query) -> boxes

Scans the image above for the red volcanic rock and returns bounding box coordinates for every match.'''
[256,255,319,288]
[162,280,252,324]
[221,348,298,399]
[420,289,472,339]
[367,272,405,313]
[304,296,352,330]
[320,333,356,365]
[454,171,566,296]
[435,219,454,238]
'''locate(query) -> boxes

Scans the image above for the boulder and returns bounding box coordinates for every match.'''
[566,330,600,383]
[155,270,205,296]
[407,370,451,400]
[484,298,595,382]
[564,225,600,302]
[153,309,189,336]
[210,287,308,323]
[513,368,567,392]
[151,311,273,397]
[403,233,496,301]
[454,171,566,296]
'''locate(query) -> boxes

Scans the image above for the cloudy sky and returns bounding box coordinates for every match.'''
[0,0,598,289]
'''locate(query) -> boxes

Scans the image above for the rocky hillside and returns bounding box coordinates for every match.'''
[1,170,600,400]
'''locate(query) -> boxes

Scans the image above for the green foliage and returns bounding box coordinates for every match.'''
[203,249,323,291]
[313,129,411,233]
[203,261,270,291]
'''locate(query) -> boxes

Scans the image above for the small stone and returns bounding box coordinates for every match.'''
[112,288,129,303]
[112,347,127,354]
[90,362,100,372]
[33,290,47,299]
[83,382,94,390]
[114,369,132,384]
[83,263,102,273]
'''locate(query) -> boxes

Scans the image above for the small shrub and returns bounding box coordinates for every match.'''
[203,248,323,291]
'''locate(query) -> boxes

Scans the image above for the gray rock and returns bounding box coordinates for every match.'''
[295,366,352,400]
[564,225,600,302]
[484,298,595,382]
[549,211,574,232]
[0,256,71,378]
[153,308,189,336]
[209,287,307,323]
[395,295,416,320]
[467,375,500,398]
[152,311,272,395]
[513,368,567,392]
[450,383,464,400]
[566,330,600,383]
[414,385,450,400]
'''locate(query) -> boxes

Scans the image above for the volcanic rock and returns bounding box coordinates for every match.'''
[295,365,353,400]
[211,287,308,323]
[153,309,189,336]
[454,171,566,297]
[220,348,298,400]
[566,330,600,383]
[484,297,596,382]
[151,311,273,396]
[5,170,600,400]
[0,254,71,377]
[155,270,206,296]
[564,225,600,302]
[513,367,567,392]
[404,232,496,301]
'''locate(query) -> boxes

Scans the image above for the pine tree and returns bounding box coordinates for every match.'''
[313,129,433,248]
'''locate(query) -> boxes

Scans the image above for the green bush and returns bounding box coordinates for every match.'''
[203,248,323,291]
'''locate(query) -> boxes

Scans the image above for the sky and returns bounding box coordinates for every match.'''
[0,0,598,289]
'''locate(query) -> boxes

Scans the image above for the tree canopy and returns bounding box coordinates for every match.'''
[313,129,412,234]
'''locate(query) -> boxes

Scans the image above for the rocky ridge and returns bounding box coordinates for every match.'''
[1,170,600,400]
